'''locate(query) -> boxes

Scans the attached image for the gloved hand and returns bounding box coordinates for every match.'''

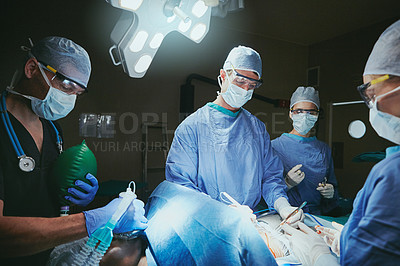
[65,173,99,206]
[285,164,305,189]
[282,222,335,266]
[274,197,304,226]
[316,183,334,199]
[316,221,344,256]
[229,204,257,222]
[83,197,148,237]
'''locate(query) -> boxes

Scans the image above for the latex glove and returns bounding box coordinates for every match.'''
[65,173,99,206]
[83,198,148,237]
[229,204,257,222]
[282,222,336,266]
[274,197,304,226]
[285,164,305,189]
[316,221,344,256]
[316,183,334,199]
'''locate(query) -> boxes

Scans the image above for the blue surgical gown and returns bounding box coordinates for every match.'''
[340,147,400,265]
[145,181,278,266]
[165,103,287,210]
[271,133,339,214]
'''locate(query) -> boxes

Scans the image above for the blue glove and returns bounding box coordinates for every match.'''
[65,173,99,206]
[83,197,148,237]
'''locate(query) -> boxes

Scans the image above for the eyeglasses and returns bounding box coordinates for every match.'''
[39,62,87,95]
[229,65,263,90]
[290,108,319,116]
[357,74,390,108]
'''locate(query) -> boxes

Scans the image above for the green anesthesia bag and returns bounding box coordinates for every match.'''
[53,140,97,206]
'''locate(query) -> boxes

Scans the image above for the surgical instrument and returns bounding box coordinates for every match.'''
[275,201,307,230]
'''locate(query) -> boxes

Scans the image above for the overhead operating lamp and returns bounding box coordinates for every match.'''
[106,0,213,78]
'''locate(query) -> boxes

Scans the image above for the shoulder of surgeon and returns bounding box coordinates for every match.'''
[369,151,400,181]
[314,138,332,151]
[240,107,269,131]
[173,105,208,139]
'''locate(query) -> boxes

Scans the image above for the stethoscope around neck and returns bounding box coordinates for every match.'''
[0,90,63,172]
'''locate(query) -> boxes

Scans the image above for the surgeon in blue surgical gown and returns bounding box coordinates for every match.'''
[281,19,400,266]
[272,87,339,215]
[166,45,303,224]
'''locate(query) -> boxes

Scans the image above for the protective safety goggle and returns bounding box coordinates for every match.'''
[229,65,263,90]
[290,108,319,116]
[39,61,87,95]
[357,74,390,108]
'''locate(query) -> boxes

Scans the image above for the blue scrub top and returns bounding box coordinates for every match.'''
[271,133,339,214]
[165,103,287,209]
[340,150,400,265]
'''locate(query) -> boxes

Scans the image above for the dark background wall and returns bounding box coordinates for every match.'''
[309,18,398,198]
[0,0,398,206]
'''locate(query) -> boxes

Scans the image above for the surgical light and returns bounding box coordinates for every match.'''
[135,55,153,73]
[149,33,165,49]
[190,23,207,41]
[129,31,149,52]
[167,14,176,23]
[179,19,192,32]
[120,0,143,11]
[173,6,190,23]
[106,0,212,78]
[192,1,208,18]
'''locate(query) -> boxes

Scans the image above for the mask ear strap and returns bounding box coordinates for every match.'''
[36,61,53,88]
[7,70,21,91]
[376,85,400,102]
[217,75,223,88]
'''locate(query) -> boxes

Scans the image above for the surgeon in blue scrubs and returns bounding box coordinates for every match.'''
[282,19,400,266]
[272,87,339,215]
[166,45,303,224]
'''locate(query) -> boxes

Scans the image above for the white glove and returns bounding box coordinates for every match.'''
[316,183,334,198]
[221,192,256,222]
[282,222,336,266]
[274,197,304,226]
[285,164,305,189]
[229,204,257,222]
[316,221,344,256]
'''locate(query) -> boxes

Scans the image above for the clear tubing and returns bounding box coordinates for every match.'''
[87,240,110,265]
[74,181,137,266]
[73,237,97,266]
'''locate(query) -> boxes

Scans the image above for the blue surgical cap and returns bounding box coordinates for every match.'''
[223,45,262,78]
[290,86,320,109]
[364,19,400,77]
[30,36,91,89]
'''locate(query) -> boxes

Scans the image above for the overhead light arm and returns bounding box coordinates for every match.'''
[106,0,212,78]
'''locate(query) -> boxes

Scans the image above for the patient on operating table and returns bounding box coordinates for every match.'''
[49,181,328,266]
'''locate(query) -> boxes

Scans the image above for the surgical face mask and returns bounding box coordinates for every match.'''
[8,66,77,120]
[218,74,253,108]
[292,113,318,135]
[369,86,400,144]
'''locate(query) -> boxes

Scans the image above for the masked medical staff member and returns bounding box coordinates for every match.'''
[0,37,147,265]
[282,19,400,266]
[272,87,339,215]
[166,45,303,224]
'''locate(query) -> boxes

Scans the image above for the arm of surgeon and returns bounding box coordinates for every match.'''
[0,199,87,258]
